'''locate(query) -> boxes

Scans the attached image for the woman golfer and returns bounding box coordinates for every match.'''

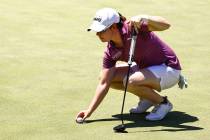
[76,8,182,121]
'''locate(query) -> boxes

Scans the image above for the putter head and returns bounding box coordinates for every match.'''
[113,124,127,133]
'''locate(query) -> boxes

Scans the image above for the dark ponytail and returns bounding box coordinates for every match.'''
[117,12,126,30]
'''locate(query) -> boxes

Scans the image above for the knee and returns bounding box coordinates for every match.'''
[123,76,139,88]
[123,76,150,93]
[123,78,136,92]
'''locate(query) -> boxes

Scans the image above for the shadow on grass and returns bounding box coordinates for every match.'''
[86,111,203,132]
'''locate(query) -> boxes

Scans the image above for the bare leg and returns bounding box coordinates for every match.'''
[110,65,163,105]
[126,85,163,104]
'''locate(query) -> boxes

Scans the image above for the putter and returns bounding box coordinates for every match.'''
[113,29,137,133]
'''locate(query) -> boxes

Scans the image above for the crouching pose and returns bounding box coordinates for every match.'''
[76,8,184,121]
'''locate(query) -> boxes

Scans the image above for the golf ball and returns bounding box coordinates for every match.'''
[76,117,84,124]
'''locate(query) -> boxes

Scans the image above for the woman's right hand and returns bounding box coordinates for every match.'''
[76,110,91,121]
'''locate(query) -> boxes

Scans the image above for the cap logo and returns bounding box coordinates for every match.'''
[93,17,102,22]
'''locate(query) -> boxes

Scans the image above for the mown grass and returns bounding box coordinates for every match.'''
[0,0,210,140]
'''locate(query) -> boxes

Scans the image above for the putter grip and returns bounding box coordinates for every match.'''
[131,29,137,36]
[128,30,137,65]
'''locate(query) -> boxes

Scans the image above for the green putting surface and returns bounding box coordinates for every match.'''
[0,0,210,139]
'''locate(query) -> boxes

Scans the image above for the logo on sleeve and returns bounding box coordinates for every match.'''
[111,51,122,60]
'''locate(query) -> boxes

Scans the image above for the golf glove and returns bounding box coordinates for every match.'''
[178,74,188,89]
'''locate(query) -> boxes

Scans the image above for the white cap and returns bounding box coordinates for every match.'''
[87,8,120,32]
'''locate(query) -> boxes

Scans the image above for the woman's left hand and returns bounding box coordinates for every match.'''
[127,15,149,33]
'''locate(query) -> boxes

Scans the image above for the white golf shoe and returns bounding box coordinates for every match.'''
[129,99,153,114]
[146,98,173,121]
